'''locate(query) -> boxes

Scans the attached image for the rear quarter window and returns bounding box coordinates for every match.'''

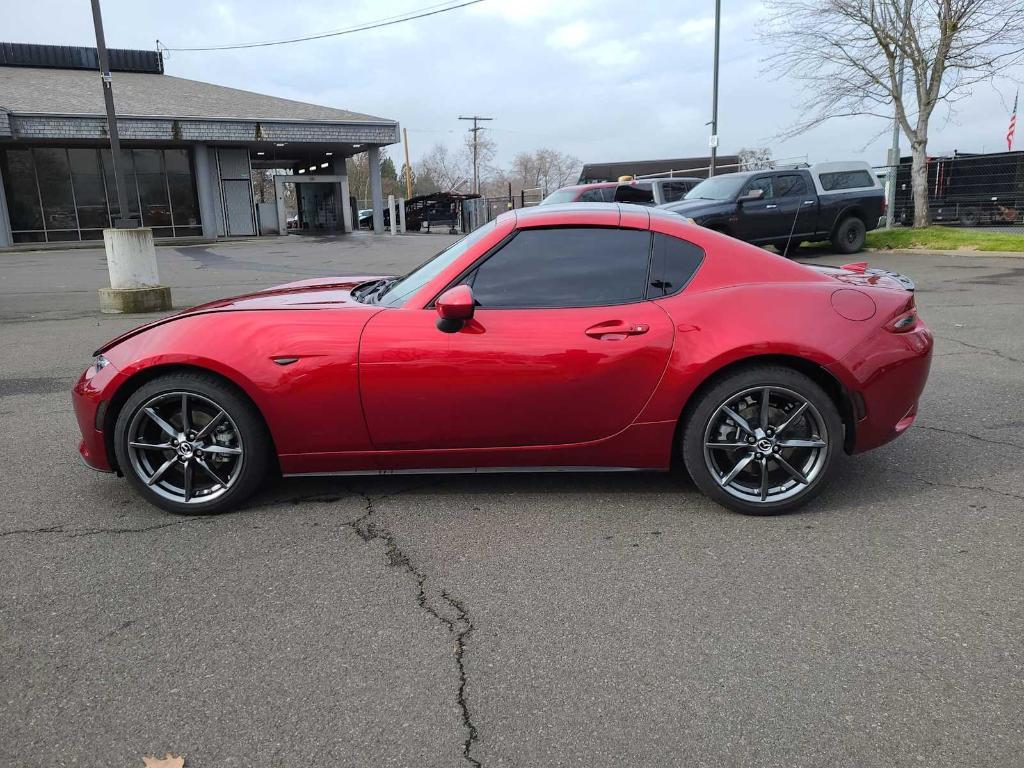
[818,170,875,191]
[647,233,704,298]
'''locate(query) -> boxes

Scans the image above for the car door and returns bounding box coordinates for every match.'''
[735,175,777,240]
[359,226,675,451]
[771,173,817,238]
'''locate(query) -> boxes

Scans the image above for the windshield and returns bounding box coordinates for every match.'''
[540,188,579,205]
[684,175,747,201]
[376,220,498,307]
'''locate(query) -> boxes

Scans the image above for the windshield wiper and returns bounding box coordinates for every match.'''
[367,277,401,304]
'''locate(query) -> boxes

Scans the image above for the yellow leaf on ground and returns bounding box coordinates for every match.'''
[142,753,185,768]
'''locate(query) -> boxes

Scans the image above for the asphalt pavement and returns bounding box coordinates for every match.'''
[1,234,1022,767]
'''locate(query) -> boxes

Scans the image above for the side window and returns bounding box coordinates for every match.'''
[743,177,773,199]
[774,174,808,198]
[613,185,655,204]
[661,182,689,203]
[578,188,609,202]
[647,233,705,298]
[819,170,875,191]
[467,227,652,308]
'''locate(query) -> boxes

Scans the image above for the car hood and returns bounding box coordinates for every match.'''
[93,276,386,355]
[663,198,732,216]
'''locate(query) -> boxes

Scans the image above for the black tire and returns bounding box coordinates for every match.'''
[772,240,800,256]
[959,207,980,227]
[831,216,866,254]
[681,365,843,516]
[113,371,272,515]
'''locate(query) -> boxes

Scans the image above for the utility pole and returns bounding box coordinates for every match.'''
[708,0,721,177]
[90,0,135,228]
[458,115,493,194]
[403,127,413,199]
[885,0,912,228]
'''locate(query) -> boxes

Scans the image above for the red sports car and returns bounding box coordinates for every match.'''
[73,205,933,516]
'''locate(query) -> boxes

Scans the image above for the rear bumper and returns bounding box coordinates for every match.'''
[72,361,120,473]
[828,320,933,453]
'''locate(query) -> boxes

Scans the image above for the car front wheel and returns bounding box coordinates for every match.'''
[113,372,271,515]
[682,366,842,515]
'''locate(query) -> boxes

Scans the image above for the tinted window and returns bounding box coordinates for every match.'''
[774,174,808,198]
[468,227,652,308]
[819,170,875,191]
[647,233,704,298]
[661,181,691,202]
[613,184,655,205]
[743,177,774,199]
[579,187,614,202]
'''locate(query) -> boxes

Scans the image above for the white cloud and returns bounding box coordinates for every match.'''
[546,21,593,50]
[677,16,716,42]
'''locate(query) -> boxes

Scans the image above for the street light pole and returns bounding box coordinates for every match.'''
[708,0,721,177]
[90,0,135,228]
[885,0,912,228]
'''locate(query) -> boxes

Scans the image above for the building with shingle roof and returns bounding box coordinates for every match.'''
[0,43,400,246]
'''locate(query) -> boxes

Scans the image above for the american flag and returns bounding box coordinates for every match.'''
[1009,90,1018,151]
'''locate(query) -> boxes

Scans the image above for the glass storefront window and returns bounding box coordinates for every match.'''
[0,149,43,232]
[2,147,203,241]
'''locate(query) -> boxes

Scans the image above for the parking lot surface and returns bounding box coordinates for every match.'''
[1,234,1022,767]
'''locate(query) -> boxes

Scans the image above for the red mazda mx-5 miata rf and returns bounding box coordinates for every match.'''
[73,204,932,516]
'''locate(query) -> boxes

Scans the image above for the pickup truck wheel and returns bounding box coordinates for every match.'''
[832,217,866,254]
[959,207,980,227]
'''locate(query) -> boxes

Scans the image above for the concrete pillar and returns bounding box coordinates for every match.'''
[274,175,287,236]
[367,146,384,234]
[398,198,406,234]
[0,160,12,248]
[98,228,172,313]
[388,195,397,236]
[332,158,353,233]
[193,145,221,239]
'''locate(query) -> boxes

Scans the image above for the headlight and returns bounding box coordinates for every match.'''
[94,355,110,373]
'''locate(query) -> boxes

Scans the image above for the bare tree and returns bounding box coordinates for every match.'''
[764,0,1024,226]
[509,148,582,195]
[738,146,774,171]
[420,143,469,192]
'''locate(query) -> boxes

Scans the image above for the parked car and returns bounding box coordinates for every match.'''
[541,178,701,206]
[74,204,931,517]
[662,162,884,254]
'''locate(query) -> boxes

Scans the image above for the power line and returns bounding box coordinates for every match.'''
[158,0,487,52]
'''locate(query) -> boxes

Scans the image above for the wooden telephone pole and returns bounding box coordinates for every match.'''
[403,127,413,199]
[458,115,493,194]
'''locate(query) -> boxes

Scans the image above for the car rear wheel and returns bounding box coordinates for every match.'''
[113,372,271,515]
[832,216,866,254]
[682,366,842,515]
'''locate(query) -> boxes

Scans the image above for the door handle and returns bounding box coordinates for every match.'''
[585,321,649,339]
[765,204,777,209]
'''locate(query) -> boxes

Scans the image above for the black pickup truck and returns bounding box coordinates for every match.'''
[661,162,884,254]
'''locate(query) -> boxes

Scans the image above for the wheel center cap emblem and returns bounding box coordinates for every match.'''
[177,443,194,458]
[756,439,773,453]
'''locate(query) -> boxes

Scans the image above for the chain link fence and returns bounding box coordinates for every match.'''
[875,151,1024,231]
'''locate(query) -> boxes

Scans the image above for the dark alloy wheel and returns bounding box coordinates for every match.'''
[114,372,271,514]
[832,216,866,254]
[682,366,843,515]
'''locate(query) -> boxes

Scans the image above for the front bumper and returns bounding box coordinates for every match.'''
[829,320,934,454]
[72,359,121,473]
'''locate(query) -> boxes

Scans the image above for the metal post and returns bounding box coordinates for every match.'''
[90,0,136,228]
[708,0,721,177]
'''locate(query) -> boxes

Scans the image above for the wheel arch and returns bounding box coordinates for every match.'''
[102,362,279,475]
[673,353,858,463]
[829,205,869,237]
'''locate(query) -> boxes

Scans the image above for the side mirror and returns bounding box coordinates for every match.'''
[436,284,475,333]
[738,188,765,203]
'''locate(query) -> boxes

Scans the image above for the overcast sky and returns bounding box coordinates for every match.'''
[6,0,1022,170]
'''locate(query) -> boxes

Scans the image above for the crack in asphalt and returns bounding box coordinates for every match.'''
[916,424,1024,450]
[0,517,213,539]
[909,474,1024,504]
[346,492,481,768]
[936,335,1024,365]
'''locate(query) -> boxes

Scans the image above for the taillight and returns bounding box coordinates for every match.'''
[885,296,918,332]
